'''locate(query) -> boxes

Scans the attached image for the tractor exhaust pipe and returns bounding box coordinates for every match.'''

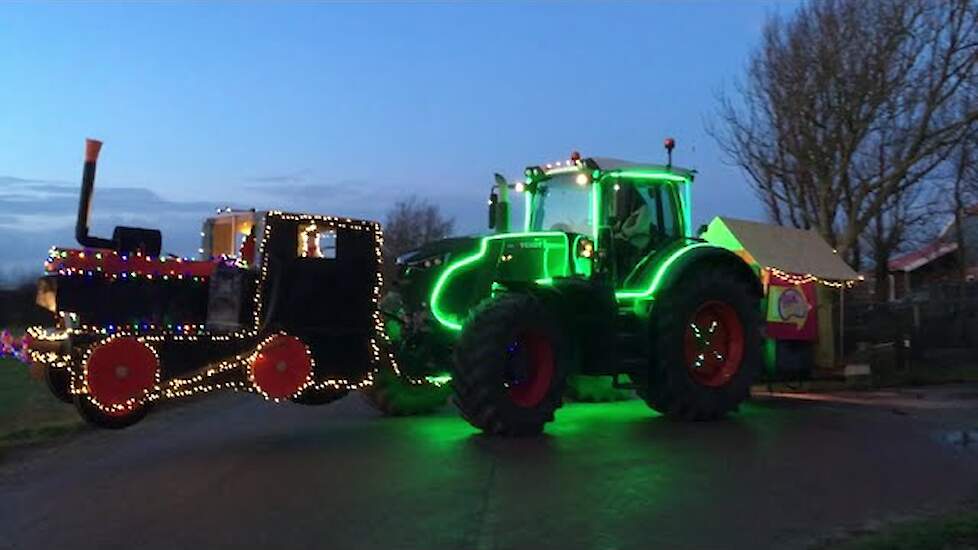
[75,139,114,249]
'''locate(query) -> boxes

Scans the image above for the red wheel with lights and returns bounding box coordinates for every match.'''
[637,266,761,420]
[74,338,158,429]
[249,334,313,400]
[453,294,568,436]
[683,301,745,388]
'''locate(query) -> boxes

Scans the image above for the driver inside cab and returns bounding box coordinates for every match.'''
[613,185,666,282]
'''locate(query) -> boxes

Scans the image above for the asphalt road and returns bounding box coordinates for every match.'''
[2,387,977,550]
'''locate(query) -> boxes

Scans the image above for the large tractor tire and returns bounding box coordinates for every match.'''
[75,393,151,430]
[74,337,158,429]
[362,368,451,416]
[565,374,634,402]
[637,266,762,420]
[453,294,568,436]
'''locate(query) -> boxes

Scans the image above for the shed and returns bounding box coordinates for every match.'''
[702,217,861,374]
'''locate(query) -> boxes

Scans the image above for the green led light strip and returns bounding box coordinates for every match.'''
[591,179,601,246]
[603,169,690,183]
[430,231,569,331]
[682,183,693,237]
[615,242,718,301]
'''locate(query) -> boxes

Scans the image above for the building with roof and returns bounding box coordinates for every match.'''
[887,206,978,300]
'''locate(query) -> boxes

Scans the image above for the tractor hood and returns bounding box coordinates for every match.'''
[428,232,573,331]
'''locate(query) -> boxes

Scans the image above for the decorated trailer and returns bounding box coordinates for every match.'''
[28,140,398,428]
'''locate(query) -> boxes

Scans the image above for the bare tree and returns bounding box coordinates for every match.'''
[712,0,978,262]
[864,183,938,299]
[383,196,455,258]
[944,91,978,281]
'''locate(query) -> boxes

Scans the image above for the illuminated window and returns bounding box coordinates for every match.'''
[298,224,337,259]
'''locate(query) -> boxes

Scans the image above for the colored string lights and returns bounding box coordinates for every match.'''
[27,211,404,417]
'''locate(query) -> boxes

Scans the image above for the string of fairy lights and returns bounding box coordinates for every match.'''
[0,330,30,363]
[767,266,862,289]
[26,211,409,416]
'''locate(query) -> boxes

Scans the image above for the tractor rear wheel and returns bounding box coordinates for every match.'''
[75,393,151,429]
[362,368,451,416]
[73,337,158,429]
[637,266,761,420]
[453,294,568,436]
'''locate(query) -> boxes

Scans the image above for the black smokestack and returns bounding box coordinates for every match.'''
[75,138,114,249]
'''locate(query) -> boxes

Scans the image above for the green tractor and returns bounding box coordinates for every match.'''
[381,140,762,435]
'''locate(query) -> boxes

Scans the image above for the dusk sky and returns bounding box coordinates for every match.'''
[0,1,795,281]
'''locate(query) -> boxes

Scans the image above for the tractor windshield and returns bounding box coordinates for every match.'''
[529,173,593,235]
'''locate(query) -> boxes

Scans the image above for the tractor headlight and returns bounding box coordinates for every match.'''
[576,237,595,259]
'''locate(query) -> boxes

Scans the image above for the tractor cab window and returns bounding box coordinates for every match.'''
[612,180,682,282]
[529,172,593,235]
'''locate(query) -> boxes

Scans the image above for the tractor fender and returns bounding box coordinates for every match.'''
[623,242,762,304]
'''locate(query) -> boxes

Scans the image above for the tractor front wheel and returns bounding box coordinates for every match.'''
[638,266,762,420]
[453,294,568,436]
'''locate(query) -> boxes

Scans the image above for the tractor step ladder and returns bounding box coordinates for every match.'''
[612,310,646,390]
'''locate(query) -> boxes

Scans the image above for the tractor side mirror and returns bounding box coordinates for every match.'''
[488,191,498,230]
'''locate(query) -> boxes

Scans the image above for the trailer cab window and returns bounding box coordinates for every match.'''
[298,223,337,259]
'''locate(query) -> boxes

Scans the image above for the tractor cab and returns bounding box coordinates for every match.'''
[517,154,695,288]
[426,147,697,334]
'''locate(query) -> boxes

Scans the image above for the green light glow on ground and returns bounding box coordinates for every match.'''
[424,373,453,386]
[429,232,569,331]
[615,243,719,301]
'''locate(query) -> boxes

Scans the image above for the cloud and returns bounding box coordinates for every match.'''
[244,170,312,185]
[243,179,368,196]
[0,177,220,280]
[0,175,77,198]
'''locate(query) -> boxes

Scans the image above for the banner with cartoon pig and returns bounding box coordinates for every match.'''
[765,271,817,341]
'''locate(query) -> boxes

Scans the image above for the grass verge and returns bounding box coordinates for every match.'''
[0,357,83,453]
[834,509,978,550]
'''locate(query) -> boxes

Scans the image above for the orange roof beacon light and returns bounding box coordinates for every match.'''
[664,137,676,168]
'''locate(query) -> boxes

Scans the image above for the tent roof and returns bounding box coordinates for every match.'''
[706,217,859,281]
